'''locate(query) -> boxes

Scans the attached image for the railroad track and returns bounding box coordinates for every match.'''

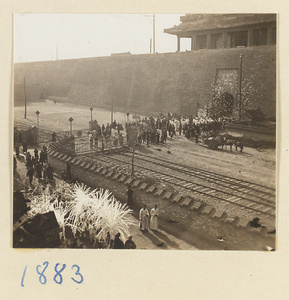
[82,149,275,218]
[15,122,275,219]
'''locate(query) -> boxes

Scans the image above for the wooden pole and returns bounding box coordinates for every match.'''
[239,54,243,123]
[24,76,27,119]
[153,14,155,54]
[90,107,93,122]
[131,144,135,177]
[111,82,113,125]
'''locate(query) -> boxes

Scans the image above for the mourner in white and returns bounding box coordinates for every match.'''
[150,205,159,231]
[139,204,149,231]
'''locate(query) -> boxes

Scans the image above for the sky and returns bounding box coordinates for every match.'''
[14,14,191,63]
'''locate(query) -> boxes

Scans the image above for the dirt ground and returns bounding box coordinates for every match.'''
[14,101,276,189]
[13,101,276,249]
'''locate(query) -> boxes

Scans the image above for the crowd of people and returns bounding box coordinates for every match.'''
[15,144,55,186]
[126,112,231,146]
[87,120,125,149]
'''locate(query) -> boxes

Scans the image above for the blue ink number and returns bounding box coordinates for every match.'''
[36,261,49,285]
[71,264,83,284]
[54,263,66,284]
[21,265,28,287]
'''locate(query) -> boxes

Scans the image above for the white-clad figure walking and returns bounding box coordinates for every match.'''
[150,205,159,231]
[139,204,149,231]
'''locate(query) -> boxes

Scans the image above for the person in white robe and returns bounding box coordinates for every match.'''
[150,205,159,231]
[139,204,149,231]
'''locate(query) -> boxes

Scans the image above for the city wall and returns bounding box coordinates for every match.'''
[14,45,276,118]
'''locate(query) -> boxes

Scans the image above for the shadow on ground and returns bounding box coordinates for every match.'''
[152,230,180,249]
[135,145,154,155]
[141,230,168,249]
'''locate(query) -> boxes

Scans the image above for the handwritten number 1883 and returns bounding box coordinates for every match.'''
[21,263,83,286]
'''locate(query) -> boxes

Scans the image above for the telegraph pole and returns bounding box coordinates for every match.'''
[90,107,93,122]
[69,117,74,136]
[36,111,40,129]
[153,14,156,54]
[111,82,114,125]
[239,54,243,123]
[24,76,27,119]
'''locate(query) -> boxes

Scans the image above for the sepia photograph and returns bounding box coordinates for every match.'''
[13,13,276,251]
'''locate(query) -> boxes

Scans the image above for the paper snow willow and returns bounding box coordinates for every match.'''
[26,183,133,247]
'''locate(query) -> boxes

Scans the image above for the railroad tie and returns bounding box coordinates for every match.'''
[118,175,127,183]
[172,194,183,204]
[190,202,203,211]
[89,164,97,172]
[139,183,148,191]
[213,210,227,220]
[202,205,215,215]
[112,173,121,180]
[147,185,157,193]
[132,180,141,188]
[155,188,165,197]
[105,171,114,178]
[125,177,133,185]
[163,191,173,201]
[181,198,192,207]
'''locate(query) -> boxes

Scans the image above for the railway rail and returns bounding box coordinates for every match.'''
[14,121,275,220]
[82,149,275,218]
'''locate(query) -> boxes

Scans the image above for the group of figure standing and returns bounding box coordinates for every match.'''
[88,120,124,150]
[125,112,229,147]
[139,204,159,231]
[18,145,54,186]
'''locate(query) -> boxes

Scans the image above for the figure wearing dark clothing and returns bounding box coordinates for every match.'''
[39,150,46,164]
[250,217,261,228]
[22,141,27,154]
[66,162,71,180]
[15,145,20,158]
[26,167,34,185]
[13,156,17,175]
[113,233,124,249]
[52,132,57,142]
[26,155,32,169]
[31,156,36,167]
[35,163,43,178]
[44,151,48,163]
[26,151,31,161]
[45,163,54,180]
[34,148,39,160]
[124,236,136,249]
[127,187,133,208]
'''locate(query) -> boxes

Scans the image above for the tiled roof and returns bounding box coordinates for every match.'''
[164,14,276,36]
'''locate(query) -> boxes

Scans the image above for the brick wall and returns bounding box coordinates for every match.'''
[15,45,276,118]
